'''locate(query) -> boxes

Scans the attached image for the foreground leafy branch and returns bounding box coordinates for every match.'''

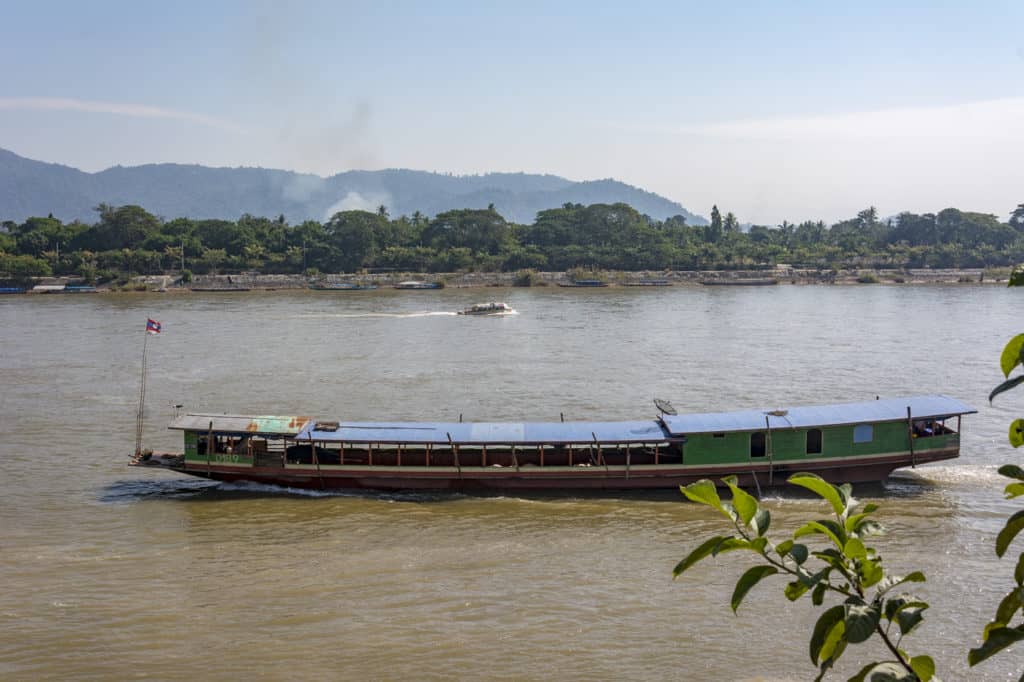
[970,333,1024,666]
[675,473,935,681]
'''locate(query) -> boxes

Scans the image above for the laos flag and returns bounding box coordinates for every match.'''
[146,318,161,334]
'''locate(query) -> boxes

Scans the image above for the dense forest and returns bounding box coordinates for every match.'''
[2,202,1024,282]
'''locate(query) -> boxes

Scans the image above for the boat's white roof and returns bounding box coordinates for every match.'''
[659,395,975,435]
[169,414,311,434]
[171,395,976,443]
[296,420,668,445]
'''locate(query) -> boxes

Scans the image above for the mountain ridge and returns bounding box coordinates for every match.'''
[0,148,707,225]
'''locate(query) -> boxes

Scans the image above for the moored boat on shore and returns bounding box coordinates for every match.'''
[132,395,974,493]
[701,278,778,286]
[395,280,443,290]
[309,282,378,291]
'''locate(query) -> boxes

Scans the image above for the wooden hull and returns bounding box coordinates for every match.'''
[158,446,959,492]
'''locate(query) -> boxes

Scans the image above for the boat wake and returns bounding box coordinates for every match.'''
[102,478,465,503]
[100,478,220,503]
[889,463,1004,488]
[213,480,467,502]
[292,311,458,319]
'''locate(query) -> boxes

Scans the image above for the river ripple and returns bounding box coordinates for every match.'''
[0,285,1020,680]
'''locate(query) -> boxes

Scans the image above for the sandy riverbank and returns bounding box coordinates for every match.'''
[146,267,997,291]
[11,267,1003,293]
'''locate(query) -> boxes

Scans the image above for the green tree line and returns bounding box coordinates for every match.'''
[3,201,1024,282]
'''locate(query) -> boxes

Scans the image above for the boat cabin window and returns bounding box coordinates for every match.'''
[913,420,948,437]
[712,433,726,439]
[806,429,822,454]
[853,424,873,443]
[750,432,766,458]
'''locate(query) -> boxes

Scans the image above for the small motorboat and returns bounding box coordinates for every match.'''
[458,302,515,316]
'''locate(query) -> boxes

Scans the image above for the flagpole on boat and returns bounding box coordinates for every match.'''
[134,326,149,457]
[135,318,160,456]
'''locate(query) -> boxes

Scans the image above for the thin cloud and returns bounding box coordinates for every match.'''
[0,97,246,134]
[668,97,1024,141]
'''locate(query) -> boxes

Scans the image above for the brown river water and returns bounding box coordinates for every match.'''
[0,285,1020,680]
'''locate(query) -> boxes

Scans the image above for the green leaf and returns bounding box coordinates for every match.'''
[711,537,750,555]
[846,511,875,534]
[883,596,905,622]
[844,537,868,560]
[790,543,809,565]
[853,661,917,681]
[681,480,728,518]
[1010,420,1024,448]
[1000,334,1024,378]
[813,548,845,568]
[789,472,846,517]
[999,464,1024,480]
[812,581,827,606]
[672,535,726,579]
[878,572,926,595]
[723,475,758,525]
[854,519,885,537]
[909,655,935,681]
[996,510,1024,558]
[837,482,855,515]
[860,558,885,588]
[802,567,832,587]
[809,604,846,664]
[848,662,877,682]
[786,579,809,601]
[895,602,929,635]
[814,638,851,682]
[969,625,1024,665]
[990,375,1024,404]
[818,620,846,665]
[995,586,1024,625]
[730,565,778,613]
[1004,482,1024,499]
[776,539,794,557]
[795,519,846,549]
[751,507,771,537]
[1016,553,1024,587]
[845,602,881,644]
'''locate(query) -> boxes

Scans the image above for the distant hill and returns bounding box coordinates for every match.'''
[0,148,706,225]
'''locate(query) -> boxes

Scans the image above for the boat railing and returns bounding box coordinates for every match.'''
[276,440,679,469]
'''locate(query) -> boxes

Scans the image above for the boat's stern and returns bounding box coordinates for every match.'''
[129,451,186,471]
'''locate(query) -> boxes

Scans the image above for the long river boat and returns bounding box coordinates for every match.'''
[131,395,975,492]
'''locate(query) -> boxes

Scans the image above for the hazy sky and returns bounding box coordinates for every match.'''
[1,1,1022,224]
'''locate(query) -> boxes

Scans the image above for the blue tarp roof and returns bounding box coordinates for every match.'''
[659,395,975,435]
[295,420,669,445]
[291,395,974,444]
